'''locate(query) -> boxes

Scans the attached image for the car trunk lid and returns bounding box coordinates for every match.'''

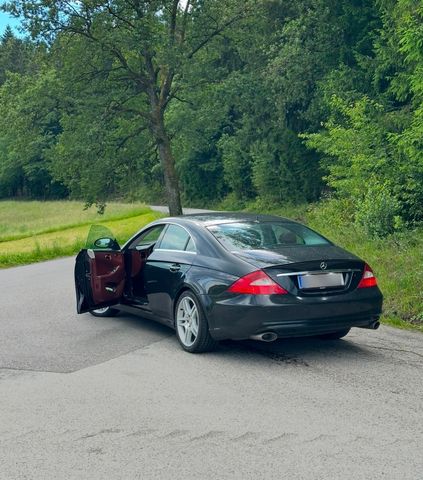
[232,245,365,296]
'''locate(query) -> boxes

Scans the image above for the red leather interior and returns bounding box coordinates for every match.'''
[90,251,125,304]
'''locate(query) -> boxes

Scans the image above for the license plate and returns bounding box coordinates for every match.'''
[298,273,345,289]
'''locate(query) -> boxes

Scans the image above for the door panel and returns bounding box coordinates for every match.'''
[125,246,153,300]
[74,249,125,313]
[143,250,194,321]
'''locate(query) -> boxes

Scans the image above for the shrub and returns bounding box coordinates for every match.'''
[355,184,403,238]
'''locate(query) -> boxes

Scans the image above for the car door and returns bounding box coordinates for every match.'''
[74,225,125,313]
[124,224,167,301]
[143,224,196,322]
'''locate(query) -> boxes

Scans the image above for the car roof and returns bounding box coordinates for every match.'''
[160,212,297,227]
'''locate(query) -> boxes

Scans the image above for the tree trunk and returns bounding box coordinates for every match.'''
[149,105,182,216]
[146,77,182,216]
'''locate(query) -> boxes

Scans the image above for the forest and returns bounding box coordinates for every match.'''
[0,0,422,237]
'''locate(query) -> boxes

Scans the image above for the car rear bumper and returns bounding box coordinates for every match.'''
[203,287,383,340]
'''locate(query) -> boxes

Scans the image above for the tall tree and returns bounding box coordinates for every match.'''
[0,25,38,84]
[4,0,253,214]
[302,0,423,235]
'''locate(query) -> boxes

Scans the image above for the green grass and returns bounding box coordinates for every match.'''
[0,200,152,242]
[224,198,423,331]
[0,201,163,268]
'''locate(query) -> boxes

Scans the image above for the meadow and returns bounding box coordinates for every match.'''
[0,201,162,268]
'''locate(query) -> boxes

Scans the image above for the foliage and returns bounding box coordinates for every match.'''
[355,184,403,237]
[302,0,423,234]
[0,29,63,198]
[3,0,259,215]
[0,0,422,236]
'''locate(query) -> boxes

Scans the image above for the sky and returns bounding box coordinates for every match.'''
[0,2,22,36]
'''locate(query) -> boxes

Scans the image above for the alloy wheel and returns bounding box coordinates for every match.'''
[176,296,199,347]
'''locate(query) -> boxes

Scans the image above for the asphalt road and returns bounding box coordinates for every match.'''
[1,221,423,479]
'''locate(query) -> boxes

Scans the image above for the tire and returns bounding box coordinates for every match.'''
[175,291,217,353]
[89,306,120,317]
[318,328,350,340]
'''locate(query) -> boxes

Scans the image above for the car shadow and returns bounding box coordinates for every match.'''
[101,311,381,366]
[217,336,381,366]
[90,311,174,337]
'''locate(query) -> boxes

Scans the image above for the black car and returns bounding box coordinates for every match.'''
[74,212,383,353]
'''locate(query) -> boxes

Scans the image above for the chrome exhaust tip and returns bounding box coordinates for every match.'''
[249,332,278,342]
[359,320,380,330]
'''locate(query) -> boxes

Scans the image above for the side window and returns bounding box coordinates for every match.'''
[158,225,194,252]
[86,225,120,251]
[132,225,165,248]
[272,225,304,245]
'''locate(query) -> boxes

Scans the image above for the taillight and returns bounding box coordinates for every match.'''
[227,270,288,295]
[358,264,378,288]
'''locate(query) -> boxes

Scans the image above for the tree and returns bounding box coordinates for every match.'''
[0,25,38,84]
[4,0,254,215]
[0,69,67,198]
[0,27,65,198]
[302,0,423,235]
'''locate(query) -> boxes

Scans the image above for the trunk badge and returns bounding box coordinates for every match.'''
[320,262,328,270]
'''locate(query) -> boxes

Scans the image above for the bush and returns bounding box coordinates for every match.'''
[307,196,355,230]
[355,184,403,238]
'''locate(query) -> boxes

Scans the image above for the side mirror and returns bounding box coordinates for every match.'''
[94,237,115,249]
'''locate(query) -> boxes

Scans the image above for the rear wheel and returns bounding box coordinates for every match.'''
[175,291,217,353]
[318,328,350,340]
[89,307,119,317]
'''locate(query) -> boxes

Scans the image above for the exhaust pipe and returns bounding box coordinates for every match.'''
[249,332,278,342]
[359,320,380,330]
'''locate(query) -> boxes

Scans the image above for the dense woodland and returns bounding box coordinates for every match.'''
[0,0,422,235]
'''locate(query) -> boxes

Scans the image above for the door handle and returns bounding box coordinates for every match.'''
[169,263,181,273]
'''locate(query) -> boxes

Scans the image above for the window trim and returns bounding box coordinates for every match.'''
[154,248,197,255]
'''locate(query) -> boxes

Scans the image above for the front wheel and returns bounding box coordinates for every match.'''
[318,328,350,340]
[175,291,217,353]
[89,306,119,317]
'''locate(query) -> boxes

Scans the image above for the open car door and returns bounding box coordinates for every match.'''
[74,225,125,314]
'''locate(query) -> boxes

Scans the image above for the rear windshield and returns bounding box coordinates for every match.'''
[207,222,330,251]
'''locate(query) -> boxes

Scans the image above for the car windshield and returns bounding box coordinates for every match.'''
[207,221,330,251]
